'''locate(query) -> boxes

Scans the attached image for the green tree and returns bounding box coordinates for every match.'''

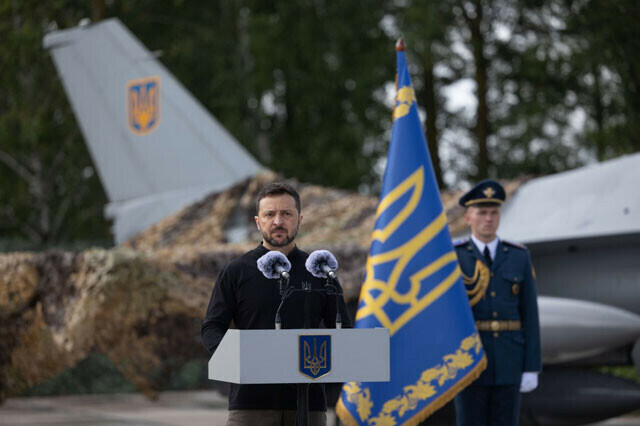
[394,1,459,189]
[241,1,395,190]
[1,1,397,246]
[488,0,584,178]
[563,0,640,160]
[110,1,395,191]
[4,0,639,248]
[0,1,110,246]
[445,0,590,181]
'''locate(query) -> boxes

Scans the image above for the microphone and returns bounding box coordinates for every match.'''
[257,251,291,280]
[306,250,343,329]
[257,251,292,329]
[305,250,339,279]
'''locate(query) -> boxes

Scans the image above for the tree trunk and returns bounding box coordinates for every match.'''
[419,45,445,189]
[92,0,106,22]
[591,64,606,161]
[465,0,490,179]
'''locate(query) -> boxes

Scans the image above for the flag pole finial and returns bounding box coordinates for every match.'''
[396,38,405,52]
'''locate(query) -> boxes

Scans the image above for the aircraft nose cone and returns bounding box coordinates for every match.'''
[540,296,640,364]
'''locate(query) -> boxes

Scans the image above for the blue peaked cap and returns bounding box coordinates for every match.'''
[458,179,506,207]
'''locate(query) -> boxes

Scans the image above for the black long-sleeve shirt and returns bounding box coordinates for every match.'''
[201,244,352,411]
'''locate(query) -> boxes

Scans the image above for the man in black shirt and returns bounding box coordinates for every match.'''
[201,182,352,426]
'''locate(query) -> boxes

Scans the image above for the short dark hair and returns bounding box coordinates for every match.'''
[255,182,301,214]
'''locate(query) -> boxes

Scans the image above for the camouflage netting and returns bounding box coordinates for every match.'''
[0,172,527,401]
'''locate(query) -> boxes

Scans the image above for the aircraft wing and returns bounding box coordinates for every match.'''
[499,152,640,244]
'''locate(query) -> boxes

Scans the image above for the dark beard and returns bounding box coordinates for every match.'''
[262,226,298,248]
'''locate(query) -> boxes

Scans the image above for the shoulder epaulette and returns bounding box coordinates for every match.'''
[502,239,527,250]
[453,237,470,247]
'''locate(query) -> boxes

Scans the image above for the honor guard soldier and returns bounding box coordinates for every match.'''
[454,179,541,426]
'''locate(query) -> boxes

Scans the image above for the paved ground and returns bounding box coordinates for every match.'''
[0,391,228,426]
[0,391,637,425]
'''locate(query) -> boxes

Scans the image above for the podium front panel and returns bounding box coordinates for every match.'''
[209,328,389,384]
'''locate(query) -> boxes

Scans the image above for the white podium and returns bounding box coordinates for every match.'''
[209,328,389,384]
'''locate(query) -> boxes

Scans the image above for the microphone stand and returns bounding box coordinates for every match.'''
[302,281,312,328]
[296,280,312,426]
[271,277,310,426]
[296,279,344,426]
[277,278,342,426]
[275,275,290,330]
[324,276,343,329]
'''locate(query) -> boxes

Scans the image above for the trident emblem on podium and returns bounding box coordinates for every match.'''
[299,335,331,379]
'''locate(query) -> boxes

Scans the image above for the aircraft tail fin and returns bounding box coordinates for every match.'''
[43,18,262,242]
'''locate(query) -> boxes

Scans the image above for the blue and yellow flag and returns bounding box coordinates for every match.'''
[337,42,486,426]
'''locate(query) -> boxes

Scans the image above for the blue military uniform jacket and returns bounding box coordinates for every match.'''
[454,237,542,386]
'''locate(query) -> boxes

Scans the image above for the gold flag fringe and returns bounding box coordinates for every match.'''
[336,396,359,426]
[336,355,487,426]
[402,355,487,426]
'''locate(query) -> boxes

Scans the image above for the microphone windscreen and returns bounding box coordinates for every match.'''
[257,251,292,279]
[305,250,338,278]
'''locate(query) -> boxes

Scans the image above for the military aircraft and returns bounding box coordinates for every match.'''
[498,155,640,425]
[44,18,640,425]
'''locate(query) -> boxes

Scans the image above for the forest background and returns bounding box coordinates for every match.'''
[1,0,639,249]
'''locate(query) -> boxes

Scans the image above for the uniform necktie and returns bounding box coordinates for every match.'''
[483,246,492,268]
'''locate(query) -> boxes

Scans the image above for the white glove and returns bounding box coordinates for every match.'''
[520,372,538,393]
